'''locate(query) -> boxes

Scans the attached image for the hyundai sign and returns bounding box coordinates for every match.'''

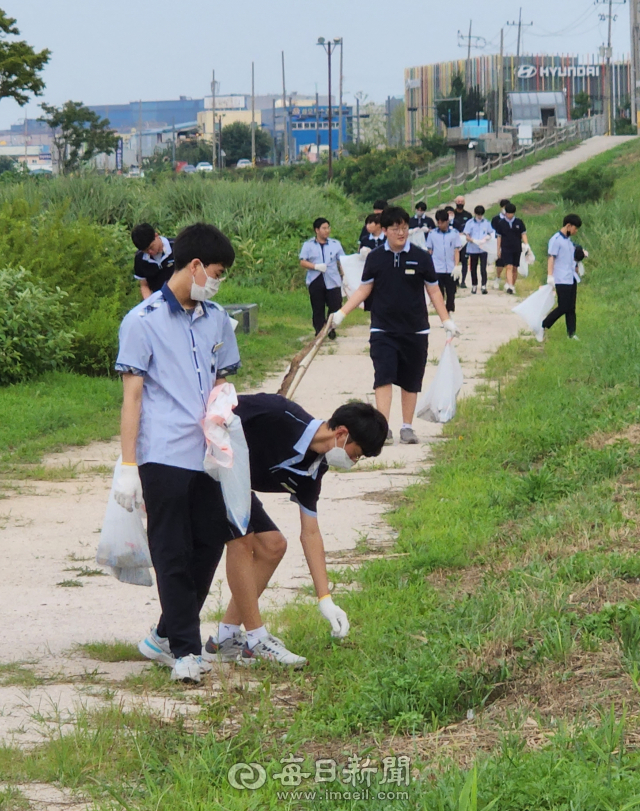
[517,64,601,79]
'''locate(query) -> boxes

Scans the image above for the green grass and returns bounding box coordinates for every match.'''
[76,640,146,663]
[0,663,43,688]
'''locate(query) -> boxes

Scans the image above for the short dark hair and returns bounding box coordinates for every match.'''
[313,217,329,231]
[504,203,517,214]
[328,402,388,457]
[444,205,454,212]
[563,213,582,228]
[131,223,156,251]
[499,198,510,208]
[435,209,449,223]
[415,201,427,211]
[380,206,410,228]
[173,222,235,271]
[474,205,485,216]
[365,213,381,225]
[373,199,388,210]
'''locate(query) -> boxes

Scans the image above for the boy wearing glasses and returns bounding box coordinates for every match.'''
[332,207,459,446]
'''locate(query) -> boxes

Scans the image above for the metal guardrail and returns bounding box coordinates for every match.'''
[390,115,607,207]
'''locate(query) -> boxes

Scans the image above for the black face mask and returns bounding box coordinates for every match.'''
[456,204,464,210]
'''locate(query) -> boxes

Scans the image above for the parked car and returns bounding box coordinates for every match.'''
[196,161,213,172]
[236,158,252,169]
[180,164,197,174]
[127,164,144,178]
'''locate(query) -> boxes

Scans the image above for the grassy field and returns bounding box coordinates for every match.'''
[3,140,640,808]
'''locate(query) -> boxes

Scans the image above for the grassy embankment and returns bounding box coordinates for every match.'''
[2,141,640,808]
[0,179,366,482]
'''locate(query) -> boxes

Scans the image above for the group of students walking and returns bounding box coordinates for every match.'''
[119,196,584,683]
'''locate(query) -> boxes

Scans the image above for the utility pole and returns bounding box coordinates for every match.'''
[356,95,360,145]
[386,96,392,145]
[498,27,504,131]
[457,22,486,88]
[631,0,639,129]
[506,8,533,59]
[171,117,176,167]
[597,0,626,135]
[316,89,321,157]
[281,51,289,164]
[317,38,338,179]
[338,37,344,155]
[219,115,223,168]
[211,70,216,169]
[137,99,143,166]
[467,19,472,59]
[251,61,256,167]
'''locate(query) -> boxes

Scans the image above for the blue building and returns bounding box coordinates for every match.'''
[262,102,352,159]
[88,98,204,133]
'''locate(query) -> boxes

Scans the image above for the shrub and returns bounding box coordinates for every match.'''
[559,165,616,204]
[0,267,76,385]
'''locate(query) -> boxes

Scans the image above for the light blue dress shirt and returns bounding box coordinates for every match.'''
[548,231,580,285]
[115,284,241,472]
[463,217,495,254]
[426,227,459,273]
[299,237,345,290]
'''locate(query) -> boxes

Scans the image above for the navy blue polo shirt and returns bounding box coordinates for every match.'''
[361,240,439,333]
[409,214,436,231]
[359,232,386,251]
[495,217,527,251]
[133,236,175,292]
[234,394,327,517]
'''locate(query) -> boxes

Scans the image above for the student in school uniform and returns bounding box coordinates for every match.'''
[494,203,529,294]
[131,223,175,300]
[463,205,494,294]
[452,195,473,288]
[203,396,388,667]
[358,199,388,245]
[115,223,241,685]
[299,218,346,339]
[332,206,459,446]
[426,209,460,313]
[490,199,510,289]
[409,201,436,234]
[359,213,386,252]
[542,214,583,339]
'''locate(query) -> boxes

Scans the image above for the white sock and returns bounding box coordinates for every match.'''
[218,622,241,643]
[402,423,412,430]
[246,626,269,649]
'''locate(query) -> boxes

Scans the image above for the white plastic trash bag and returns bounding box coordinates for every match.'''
[203,382,252,536]
[96,458,153,587]
[512,284,556,343]
[483,235,498,264]
[518,245,536,277]
[408,230,427,250]
[416,341,464,424]
[340,253,366,298]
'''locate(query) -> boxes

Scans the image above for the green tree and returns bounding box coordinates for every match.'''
[0,10,50,106]
[436,74,485,127]
[39,101,119,174]
[571,91,591,120]
[221,121,272,164]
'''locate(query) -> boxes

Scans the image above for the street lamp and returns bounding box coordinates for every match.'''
[317,36,340,180]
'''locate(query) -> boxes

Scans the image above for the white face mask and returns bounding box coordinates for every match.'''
[191,264,222,301]
[325,435,355,469]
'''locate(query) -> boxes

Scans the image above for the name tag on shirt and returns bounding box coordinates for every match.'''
[213,342,224,352]
[405,269,416,275]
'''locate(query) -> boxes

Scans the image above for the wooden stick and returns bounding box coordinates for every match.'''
[278,317,333,399]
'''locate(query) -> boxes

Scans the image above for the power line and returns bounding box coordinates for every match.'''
[506,7,533,57]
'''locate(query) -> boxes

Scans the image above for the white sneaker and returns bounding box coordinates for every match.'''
[138,626,175,667]
[239,634,308,669]
[492,278,500,290]
[203,632,246,663]
[171,654,209,683]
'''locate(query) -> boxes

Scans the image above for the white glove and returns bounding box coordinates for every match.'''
[314,263,327,273]
[442,318,460,338]
[452,264,462,282]
[546,276,556,287]
[420,225,430,233]
[577,262,585,278]
[331,309,345,327]
[583,250,589,258]
[114,463,144,512]
[359,247,371,258]
[318,596,350,638]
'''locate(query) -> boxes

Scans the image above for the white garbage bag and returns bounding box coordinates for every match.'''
[518,245,536,277]
[416,341,464,424]
[408,230,427,250]
[339,253,366,298]
[96,458,153,587]
[480,235,498,264]
[203,382,251,536]
[512,284,556,343]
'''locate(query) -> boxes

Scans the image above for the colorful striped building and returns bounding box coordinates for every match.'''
[404,54,631,143]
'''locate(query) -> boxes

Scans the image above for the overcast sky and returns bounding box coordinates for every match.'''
[4,0,632,130]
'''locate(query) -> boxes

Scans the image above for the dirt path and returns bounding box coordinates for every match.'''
[0,135,635,729]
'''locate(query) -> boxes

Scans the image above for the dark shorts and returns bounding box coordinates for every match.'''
[369,331,429,393]
[247,492,280,535]
[501,249,521,268]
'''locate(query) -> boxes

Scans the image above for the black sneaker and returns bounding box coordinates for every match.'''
[328,329,336,340]
[471,286,477,294]
[481,286,488,294]
[460,282,467,289]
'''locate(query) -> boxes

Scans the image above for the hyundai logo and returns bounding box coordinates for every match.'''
[517,65,537,79]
